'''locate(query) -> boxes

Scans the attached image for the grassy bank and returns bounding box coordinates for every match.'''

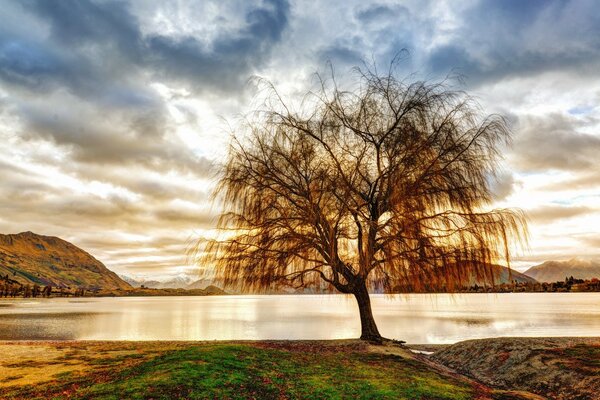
[0,340,536,400]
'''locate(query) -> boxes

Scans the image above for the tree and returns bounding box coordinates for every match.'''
[200,66,527,341]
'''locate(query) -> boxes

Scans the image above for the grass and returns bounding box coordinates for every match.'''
[0,341,481,400]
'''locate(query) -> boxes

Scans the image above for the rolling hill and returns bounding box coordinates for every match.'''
[0,231,131,290]
[524,259,600,282]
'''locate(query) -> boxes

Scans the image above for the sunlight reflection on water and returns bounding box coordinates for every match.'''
[0,293,599,343]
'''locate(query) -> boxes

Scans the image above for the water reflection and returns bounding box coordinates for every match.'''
[0,293,599,343]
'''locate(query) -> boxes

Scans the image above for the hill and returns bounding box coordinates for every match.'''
[477,265,537,284]
[469,264,537,286]
[0,231,131,290]
[524,258,600,282]
[186,278,215,290]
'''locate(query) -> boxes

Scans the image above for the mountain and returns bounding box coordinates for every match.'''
[120,276,161,288]
[524,259,600,283]
[186,279,215,290]
[475,264,537,285]
[0,231,131,290]
[121,275,196,289]
[391,263,537,293]
[412,263,537,287]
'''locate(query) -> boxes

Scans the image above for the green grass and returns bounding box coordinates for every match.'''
[0,343,475,400]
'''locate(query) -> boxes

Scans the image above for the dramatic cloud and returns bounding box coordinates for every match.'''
[1,0,600,277]
[426,0,600,85]
[3,0,289,94]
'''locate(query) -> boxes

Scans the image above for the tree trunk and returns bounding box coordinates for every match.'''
[352,280,382,342]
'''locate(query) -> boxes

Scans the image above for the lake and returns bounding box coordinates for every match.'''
[0,293,599,343]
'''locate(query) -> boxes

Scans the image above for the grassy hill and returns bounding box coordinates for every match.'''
[0,231,131,290]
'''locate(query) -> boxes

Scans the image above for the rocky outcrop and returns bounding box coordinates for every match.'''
[432,337,600,400]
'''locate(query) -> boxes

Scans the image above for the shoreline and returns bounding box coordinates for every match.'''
[2,290,600,299]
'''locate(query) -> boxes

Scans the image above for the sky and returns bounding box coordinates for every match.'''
[1,0,600,280]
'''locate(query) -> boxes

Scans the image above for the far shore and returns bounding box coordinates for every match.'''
[3,285,600,299]
[0,337,597,399]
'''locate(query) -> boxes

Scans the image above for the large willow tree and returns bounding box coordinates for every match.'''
[201,68,527,341]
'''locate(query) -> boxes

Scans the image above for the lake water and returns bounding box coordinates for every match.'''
[0,293,599,343]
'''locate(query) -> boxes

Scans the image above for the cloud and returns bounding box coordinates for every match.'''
[0,0,288,208]
[4,0,290,96]
[527,205,594,224]
[2,0,600,279]
[19,95,160,154]
[355,4,410,24]
[540,172,600,192]
[489,172,518,201]
[511,113,600,172]
[318,44,365,66]
[577,235,600,248]
[426,0,600,85]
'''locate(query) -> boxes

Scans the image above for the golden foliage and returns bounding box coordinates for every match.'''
[198,67,527,295]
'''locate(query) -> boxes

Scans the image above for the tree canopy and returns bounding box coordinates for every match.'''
[199,67,527,341]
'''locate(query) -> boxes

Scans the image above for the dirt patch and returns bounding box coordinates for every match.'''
[0,341,185,389]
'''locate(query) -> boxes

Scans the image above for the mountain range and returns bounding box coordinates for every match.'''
[121,275,215,290]
[4,231,599,293]
[524,259,600,282]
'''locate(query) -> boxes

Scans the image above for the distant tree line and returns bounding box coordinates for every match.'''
[0,275,86,298]
[406,276,600,293]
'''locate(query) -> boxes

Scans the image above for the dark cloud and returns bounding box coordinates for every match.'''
[355,4,410,24]
[0,185,215,232]
[318,44,364,66]
[0,0,288,191]
[427,0,600,85]
[147,0,289,92]
[5,0,290,96]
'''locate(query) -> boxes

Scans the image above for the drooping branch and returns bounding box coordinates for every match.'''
[196,65,528,295]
